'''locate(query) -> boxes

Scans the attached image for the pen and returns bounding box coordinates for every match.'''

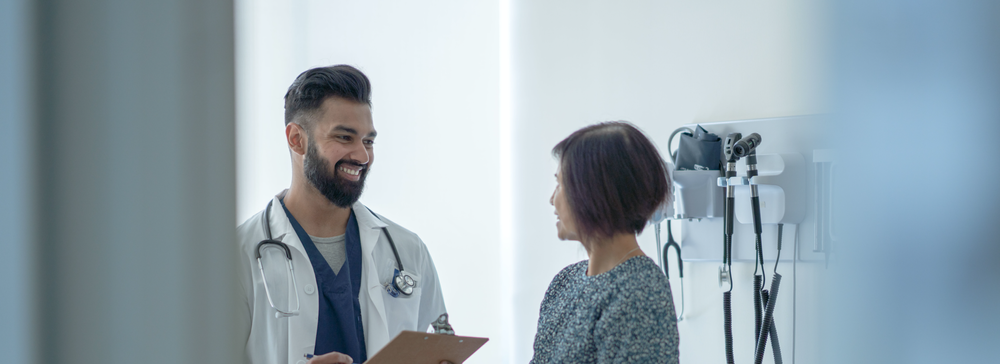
[304,353,359,364]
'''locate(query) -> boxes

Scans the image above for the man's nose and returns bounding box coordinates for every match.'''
[348,142,370,165]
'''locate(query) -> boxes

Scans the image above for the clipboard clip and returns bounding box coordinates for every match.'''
[431,313,455,335]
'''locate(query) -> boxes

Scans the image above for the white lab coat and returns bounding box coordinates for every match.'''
[236,191,447,364]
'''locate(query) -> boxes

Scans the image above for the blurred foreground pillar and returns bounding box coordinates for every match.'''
[829,1,1000,363]
[1,1,238,363]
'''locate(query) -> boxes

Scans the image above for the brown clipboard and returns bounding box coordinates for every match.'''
[363,331,489,364]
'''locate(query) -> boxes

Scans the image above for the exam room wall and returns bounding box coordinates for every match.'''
[234,1,502,362]
[506,1,827,363]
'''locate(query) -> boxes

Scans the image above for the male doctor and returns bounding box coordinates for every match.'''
[236,65,447,364]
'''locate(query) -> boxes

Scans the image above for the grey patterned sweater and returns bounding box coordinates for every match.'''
[530,256,679,364]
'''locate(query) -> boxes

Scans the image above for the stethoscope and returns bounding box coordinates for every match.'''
[256,200,417,319]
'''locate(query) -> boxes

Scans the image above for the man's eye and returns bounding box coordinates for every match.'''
[364,139,375,146]
[338,135,352,142]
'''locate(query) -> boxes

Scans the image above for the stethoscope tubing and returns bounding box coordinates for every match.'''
[256,200,416,319]
[258,201,301,317]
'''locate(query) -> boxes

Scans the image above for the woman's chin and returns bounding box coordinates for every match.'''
[556,230,578,242]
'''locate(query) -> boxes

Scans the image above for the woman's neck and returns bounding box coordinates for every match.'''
[581,233,642,276]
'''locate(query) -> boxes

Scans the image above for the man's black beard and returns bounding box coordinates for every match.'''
[303,141,367,208]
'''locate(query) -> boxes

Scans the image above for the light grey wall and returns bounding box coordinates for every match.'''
[0,1,239,363]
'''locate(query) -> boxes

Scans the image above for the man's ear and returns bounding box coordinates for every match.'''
[286,122,308,156]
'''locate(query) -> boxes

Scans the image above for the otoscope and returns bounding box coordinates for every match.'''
[734,133,784,364]
[734,133,768,346]
[721,132,741,364]
[723,133,742,271]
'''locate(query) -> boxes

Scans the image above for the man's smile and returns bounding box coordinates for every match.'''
[338,163,364,181]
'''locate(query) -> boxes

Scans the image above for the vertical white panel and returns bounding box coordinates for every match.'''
[499,1,514,362]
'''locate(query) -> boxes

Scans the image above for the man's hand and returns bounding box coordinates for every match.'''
[307,352,354,364]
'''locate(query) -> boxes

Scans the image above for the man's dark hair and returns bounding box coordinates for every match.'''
[552,121,671,240]
[283,65,372,132]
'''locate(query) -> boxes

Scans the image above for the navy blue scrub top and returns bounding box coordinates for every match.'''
[280,199,368,363]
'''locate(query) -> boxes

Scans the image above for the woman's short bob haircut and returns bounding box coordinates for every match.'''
[552,121,671,240]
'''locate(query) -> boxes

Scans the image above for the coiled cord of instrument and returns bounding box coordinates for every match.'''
[754,275,762,343]
[724,291,735,364]
[762,290,783,364]
[754,273,782,364]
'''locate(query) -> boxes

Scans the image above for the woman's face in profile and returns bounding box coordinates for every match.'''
[550,169,580,241]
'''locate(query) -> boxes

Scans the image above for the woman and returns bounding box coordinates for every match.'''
[531,122,679,364]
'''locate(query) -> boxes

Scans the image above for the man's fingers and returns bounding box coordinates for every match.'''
[308,352,354,364]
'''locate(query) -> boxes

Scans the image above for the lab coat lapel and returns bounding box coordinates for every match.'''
[353,201,391,351]
[268,193,319,361]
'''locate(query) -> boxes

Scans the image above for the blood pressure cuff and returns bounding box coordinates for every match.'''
[674,125,722,171]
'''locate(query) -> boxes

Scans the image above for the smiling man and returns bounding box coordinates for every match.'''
[236,65,447,364]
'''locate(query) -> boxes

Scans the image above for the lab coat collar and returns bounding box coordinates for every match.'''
[353,200,390,262]
[352,200,389,230]
[352,200,392,347]
[268,190,387,246]
[267,190,300,252]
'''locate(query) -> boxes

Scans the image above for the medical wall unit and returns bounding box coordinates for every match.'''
[669,115,833,264]
[656,115,833,364]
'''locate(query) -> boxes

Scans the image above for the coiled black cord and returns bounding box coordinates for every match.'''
[754,273,782,364]
[724,291,735,364]
[769,224,785,364]
[762,290,783,364]
[754,275,762,343]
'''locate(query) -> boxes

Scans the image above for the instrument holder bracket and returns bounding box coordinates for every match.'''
[717,176,760,187]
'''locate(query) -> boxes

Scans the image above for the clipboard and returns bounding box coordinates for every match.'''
[364,331,489,364]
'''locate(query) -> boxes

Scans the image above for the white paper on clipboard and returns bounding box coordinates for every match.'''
[363,331,489,364]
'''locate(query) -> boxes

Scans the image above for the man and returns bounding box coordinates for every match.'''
[237,65,447,364]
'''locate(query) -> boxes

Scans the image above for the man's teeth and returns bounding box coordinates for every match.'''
[339,166,361,176]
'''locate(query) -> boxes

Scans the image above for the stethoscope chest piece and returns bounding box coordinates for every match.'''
[392,269,416,296]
